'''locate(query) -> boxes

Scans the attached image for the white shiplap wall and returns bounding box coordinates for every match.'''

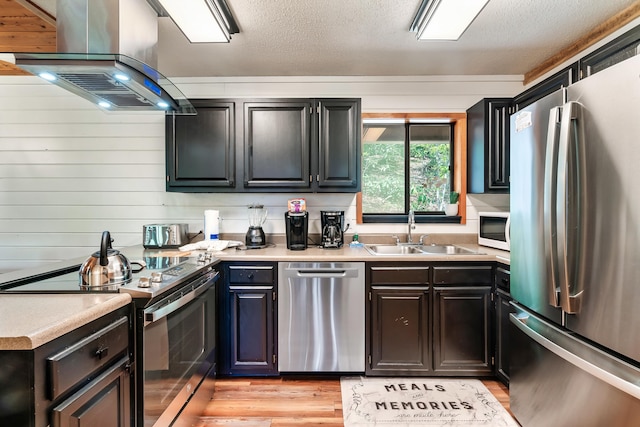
[0,74,521,273]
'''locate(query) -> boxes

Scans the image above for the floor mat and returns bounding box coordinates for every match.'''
[341,377,519,426]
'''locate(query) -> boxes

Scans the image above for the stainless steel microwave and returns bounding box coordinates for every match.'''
[478,212,510,251]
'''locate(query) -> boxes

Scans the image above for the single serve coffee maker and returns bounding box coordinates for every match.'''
[321,210,347,248]
[285,211,308,250]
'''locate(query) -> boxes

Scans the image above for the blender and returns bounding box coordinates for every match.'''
[245,204,268,248]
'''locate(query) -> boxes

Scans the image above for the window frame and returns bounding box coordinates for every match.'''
[357,113,467,225]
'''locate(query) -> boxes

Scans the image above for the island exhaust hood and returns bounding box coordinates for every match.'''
[13,0,195,114]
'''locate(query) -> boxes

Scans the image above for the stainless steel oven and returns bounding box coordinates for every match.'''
[137,268,218,427]
[0,248,220,427]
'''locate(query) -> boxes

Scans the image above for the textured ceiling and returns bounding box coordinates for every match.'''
[27,0,640,77]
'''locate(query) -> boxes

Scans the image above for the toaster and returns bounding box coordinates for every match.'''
[143,224,189,249]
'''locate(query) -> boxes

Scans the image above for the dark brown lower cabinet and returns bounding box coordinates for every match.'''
[0,306,133,427]
[366,262,494,377]
[52,356,130,427]
[227,286,276,375]
[495,288,513,384]
[495,264,512,385]
[368,286,431,375]
[433,286,493,375]
[220,263,278,376]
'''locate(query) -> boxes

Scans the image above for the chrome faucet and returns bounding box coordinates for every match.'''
[408,209,416,243]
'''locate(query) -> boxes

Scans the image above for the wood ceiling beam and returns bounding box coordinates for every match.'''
[13,0,56,26]
[524,1,640,85]
[0,0,56,75]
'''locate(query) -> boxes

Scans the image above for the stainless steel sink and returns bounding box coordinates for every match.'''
[419,244,476,254]
[364,244,478,255]
[364,244,424,255]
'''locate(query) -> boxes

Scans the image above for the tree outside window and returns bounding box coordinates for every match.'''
[362,121,453,217]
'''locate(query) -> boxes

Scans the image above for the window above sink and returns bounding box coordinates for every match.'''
[359,112,467,226]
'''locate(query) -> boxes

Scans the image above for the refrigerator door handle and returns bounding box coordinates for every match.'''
[543,106,562,308]
[504,214,511,250]
[510,309,640,400]
[556,101,586,314]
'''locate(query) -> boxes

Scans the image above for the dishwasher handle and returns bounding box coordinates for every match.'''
[286,268,362,279]
[294,270,348,278]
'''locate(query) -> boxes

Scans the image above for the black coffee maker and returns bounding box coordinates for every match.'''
[321,211,347,248]
[285,211,308,250]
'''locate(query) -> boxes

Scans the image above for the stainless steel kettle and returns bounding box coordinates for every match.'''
[79,231,144,290]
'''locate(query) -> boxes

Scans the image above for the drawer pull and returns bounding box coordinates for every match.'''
[95,346,109,360]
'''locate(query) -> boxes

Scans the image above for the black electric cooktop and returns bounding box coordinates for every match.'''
[0,254,216,300]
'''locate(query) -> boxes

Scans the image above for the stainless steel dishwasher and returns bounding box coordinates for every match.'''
[278,262,365,372]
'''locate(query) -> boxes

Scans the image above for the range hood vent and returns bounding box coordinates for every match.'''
[13,0,194,114]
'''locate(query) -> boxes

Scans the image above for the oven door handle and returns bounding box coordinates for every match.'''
[144,271,218,325]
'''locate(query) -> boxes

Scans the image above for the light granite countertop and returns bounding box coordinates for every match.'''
[0,236,508,351]
[209,242,510,265]
[203,232,510,264]
[0,293,131,350]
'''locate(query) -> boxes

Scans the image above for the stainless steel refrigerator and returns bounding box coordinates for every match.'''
[509,53,640,426]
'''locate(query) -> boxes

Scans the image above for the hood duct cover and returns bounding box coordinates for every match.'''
[13,0,194,114]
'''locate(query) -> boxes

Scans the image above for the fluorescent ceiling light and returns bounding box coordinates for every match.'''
[156,0,231,42]
[411,0,490,41]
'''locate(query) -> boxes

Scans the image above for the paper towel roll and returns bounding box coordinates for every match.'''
[204,210,219,240]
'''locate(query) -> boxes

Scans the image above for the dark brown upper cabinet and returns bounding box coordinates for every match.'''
[466,98,512,193]
[579,25,640,78]
[166,98,361,193]
[316,99,361,190]
[166,99,236,191]
[243,100,313,189]
[513,64,578,111]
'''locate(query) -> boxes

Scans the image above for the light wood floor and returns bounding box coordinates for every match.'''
[197,377,513,426]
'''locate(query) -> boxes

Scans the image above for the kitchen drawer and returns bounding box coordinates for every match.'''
[47,316,129,400]
[496,266,510,291]
[52,355,130,427]
[228,265,274,284]
[370,265,429,285]
[432,265,493,285]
